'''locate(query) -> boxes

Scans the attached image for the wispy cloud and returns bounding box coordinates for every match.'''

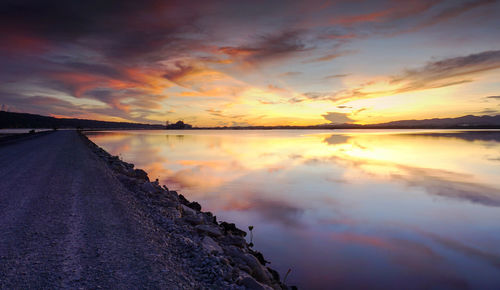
[218,30,310,64]
[324,74,350,79]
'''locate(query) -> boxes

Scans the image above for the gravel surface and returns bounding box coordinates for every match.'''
[0,130,289,289]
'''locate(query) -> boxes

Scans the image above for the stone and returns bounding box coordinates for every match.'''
[220,222,247,237]
[184,214,204,225]
[237,275,273,290]
[250,250,270,266]
[266,267,280,282]
[202,236,223,254]
[180,204,196,216]
[178,194,189,205]
[140,182,156,193]
[222,234,247,248]
[195,225,222,238]
[225,246,271,285]
[187,201,201,211]
[134,169,149,181]
[241,253,271,284]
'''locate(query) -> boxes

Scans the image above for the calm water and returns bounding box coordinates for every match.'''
[86,129,500,289]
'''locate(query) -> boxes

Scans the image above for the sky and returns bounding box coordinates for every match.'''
[0,0,499,126]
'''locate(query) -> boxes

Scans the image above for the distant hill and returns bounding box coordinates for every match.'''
[2,111,499,130]
[0,111,166,129]
[365,114,500,129]
[197,114,500,129]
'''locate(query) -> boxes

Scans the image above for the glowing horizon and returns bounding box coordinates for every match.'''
[1,1,499,126]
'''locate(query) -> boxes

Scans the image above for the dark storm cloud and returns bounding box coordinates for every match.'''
[0,0,200,58]
[0,0,204,120]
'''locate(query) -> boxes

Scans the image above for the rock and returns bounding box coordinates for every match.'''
[242,253,271,284]
[134,169,149,181]
[180,204,196,216]
[202,236,223,254]
[220,222,247,237]
[201,212,217,225]
[178,194,189,205]
[140,182,156,193]
[222,234,247,248]
[187,201,201,211]
[225,247,271,285]
[249,250,270,266]
[165,207,181,219]
[237,275,273,290]
[195,225,222,238]
[183,214,204,225]
[266,267,280,282]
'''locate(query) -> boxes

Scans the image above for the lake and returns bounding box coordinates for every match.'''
[86,129,500,289]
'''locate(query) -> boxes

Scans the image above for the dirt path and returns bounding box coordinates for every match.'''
[0,131,191,288]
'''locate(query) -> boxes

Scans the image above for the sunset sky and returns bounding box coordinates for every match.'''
[1,0,499,126]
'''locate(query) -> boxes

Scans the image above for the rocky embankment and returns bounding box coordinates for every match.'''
[80,132,295,290]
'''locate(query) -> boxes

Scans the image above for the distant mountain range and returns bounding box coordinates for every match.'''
[200,114,500,129]
[1,111,500,129]
[0,111,166,129]
[365,114,500,128]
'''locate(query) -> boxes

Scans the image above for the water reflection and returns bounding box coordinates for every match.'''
[86,130,500,289]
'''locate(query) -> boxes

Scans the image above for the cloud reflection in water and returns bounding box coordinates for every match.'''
[87,129,500,289]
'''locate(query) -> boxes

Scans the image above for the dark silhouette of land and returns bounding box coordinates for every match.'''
[0,111,166,130]
[197,114,500,129]
[2,111,500,130]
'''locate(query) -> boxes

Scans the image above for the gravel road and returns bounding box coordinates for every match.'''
[0,131,195,288]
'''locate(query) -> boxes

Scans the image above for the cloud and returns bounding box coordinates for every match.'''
[218,30,309,63]
[322,112,355,124]
[1,0,499,124]
[0,104,10,112]
[258,99,281,105]
[206,108,246,120]
[278,71,302,77]
[323,134,350,145]
[409,0,497,32]
[163,61,201,84]
[478,109,499,115]
[300,50,500,105]
[305,51,352,63]
[391,50,500,86]
[325,74,349,79]
[486,96,500,99]
[330,1,439,26]
[248,198,304,227]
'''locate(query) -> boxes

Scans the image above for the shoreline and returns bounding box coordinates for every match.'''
[79,131,294,289]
